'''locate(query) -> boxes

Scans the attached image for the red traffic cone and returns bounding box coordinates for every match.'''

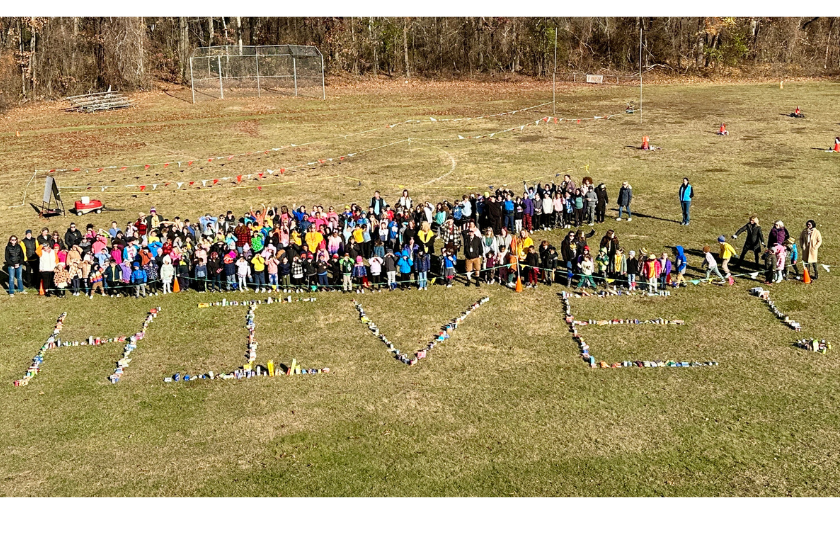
[641,136,650,150]
[833,140,840,152]
[719,124,727,135]
[803,268,811,284]
[39,280,45,296]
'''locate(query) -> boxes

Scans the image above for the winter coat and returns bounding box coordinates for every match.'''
[734,223,764,249]
[463,233,483,259]
[131,269,148,284]
[160,262,175,283]
[617,185,633,207]
[799,228,823,263]
[595,186,608,209]
[397,255,413,274]
[40,249,58,272]
[767,227,789,248]
[5,243,24,266]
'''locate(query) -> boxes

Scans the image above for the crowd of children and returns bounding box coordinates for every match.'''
[2,181,823,297]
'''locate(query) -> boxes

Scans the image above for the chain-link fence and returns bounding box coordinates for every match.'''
[189,45,325,103]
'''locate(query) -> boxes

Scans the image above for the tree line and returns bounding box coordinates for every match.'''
[1,17,838,110]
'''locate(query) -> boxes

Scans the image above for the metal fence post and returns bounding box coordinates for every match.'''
[293,57,298,96]
[255,50,261,98]
[218,55,224,99]
[189,56,195,104]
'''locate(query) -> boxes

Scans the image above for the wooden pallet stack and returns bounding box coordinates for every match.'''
[66,91,133,113]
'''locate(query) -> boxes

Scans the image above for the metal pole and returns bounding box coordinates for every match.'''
[218,55,224,99]
[553,26,557,116]
[255,50,261,98]
[189,56,195,104]
[639,26,643,124]
[321,54,326,100]
[293,57,298,96]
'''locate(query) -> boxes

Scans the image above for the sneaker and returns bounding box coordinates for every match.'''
[626,218,632,221]
[615,218,622,221]
[8,293,13,297]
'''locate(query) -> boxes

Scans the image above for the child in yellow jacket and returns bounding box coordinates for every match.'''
[718,235,737,282]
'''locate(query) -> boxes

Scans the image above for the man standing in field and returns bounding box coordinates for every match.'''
[679,177,693,226]
[462,221,483,287]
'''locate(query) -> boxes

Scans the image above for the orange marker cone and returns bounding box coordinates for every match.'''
[803,268,811,284]
[641,136,650,150]
[833,140,839,152]
[515,276,523,293]
[173,277,180,293]
[39,280,45,296]
[719,124,726,134]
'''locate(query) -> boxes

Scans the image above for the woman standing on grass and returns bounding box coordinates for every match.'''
[767,221,789,249]
[799,220,823,281]
[5,235,25,296]
[679,177,693,225]
[616,181,632,221]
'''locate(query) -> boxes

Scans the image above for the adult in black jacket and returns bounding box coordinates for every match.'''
[595,183,609,223]
[732,216,764,269]
[485,196,503,236]
[36,227,53,249]
[21,230,38,287]
[5,235,25,295]
[560,230,578,286]
[64,222,82,249]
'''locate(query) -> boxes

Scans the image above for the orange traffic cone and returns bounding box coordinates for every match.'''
[719,123,727,135]
[641,136,650,150]
[803,267,811,284]
[833,139,840,152]
[515,276,523,293]
[173,277,180,293]
[39,280,45,296]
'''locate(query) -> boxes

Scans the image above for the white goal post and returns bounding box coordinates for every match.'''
[189,45,325,103]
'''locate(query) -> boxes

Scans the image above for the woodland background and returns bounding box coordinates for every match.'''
[2,17,840,110]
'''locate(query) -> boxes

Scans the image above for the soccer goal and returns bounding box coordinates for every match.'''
[189,45,325,103]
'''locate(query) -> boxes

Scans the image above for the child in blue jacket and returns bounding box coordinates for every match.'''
[784,237,799,280]
[131,262,148,298]
[397,252,413,289]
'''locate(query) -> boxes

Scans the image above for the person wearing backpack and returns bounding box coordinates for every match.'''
[679,177,694,226]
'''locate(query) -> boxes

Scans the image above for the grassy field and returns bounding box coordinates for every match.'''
[0,78,838,496]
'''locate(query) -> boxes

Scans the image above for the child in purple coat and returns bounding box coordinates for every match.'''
[658,252,673,289]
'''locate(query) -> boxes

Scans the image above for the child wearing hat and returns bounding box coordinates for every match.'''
[160,255,175,294]
[352,256,368,291]
[397,252,413,289]
[718,235,737,284]
[131,262,148,297]
[642,253,661,292]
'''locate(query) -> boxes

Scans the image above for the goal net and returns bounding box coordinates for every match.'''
[189,45,325,102]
